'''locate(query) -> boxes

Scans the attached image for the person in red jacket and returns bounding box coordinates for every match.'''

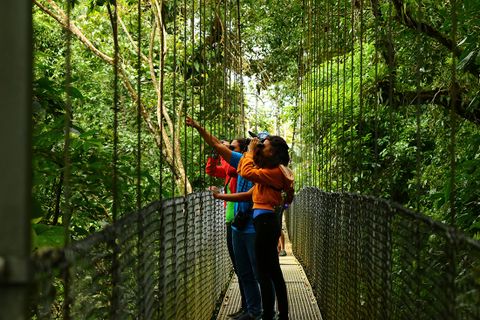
[206,138,250,318]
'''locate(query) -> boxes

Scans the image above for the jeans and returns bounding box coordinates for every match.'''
[232,229,262,317]
[227,223,247,310]
[254,212,289,320]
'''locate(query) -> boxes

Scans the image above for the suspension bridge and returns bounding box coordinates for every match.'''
[1,0,480,319]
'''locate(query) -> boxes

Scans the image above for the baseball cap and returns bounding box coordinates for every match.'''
[248,130,270,142]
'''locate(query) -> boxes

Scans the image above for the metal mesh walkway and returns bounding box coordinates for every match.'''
[216,231,323,320]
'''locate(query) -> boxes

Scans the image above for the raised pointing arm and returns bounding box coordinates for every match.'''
[186,116,232,163]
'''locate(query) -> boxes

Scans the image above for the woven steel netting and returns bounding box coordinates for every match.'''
[31,192,232,320]
[286,187,480,320]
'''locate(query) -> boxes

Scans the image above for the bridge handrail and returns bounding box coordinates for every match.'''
[287,187,480,320]
[31,191,232,319]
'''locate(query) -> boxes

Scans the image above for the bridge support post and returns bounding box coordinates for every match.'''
[0,0,32,319]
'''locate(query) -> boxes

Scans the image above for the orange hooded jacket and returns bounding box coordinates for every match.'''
[238,151,294,211]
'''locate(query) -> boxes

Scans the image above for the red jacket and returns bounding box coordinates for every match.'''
[206,156,238,194]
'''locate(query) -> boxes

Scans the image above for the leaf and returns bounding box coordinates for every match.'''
[69,86,84,99]
[457,50,478,72]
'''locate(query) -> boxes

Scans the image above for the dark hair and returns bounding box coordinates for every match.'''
[266,136,290,166]
[254,136,290,168]
[234,138,250,153]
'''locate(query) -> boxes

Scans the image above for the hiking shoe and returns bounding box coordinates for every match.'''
[228,308,246,319]
[279,249,287,256]
[236,312,262,320]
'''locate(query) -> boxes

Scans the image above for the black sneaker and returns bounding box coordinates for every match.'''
[228,308,246,319]
[236,313,262,320]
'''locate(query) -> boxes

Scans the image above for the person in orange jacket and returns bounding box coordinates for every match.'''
[237,136,294,320]
[213,135,294,320]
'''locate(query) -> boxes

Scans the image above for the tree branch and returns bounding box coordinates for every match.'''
[118,13,149,63]
[392,0,459,56]
[377,81,480,125]
[391,0,479,77]
[37,0,114,64]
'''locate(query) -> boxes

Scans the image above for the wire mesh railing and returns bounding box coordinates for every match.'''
[31,192,231,320]
[287,187,480,320]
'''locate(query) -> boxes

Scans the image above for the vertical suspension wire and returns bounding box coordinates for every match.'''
[190,0,195,190]
[449,0,458,225]
[135,0,146,317]
[62,0,73,318]
[156,0,168,317]
[387,0,395,160]
[297,0,305,187]
[136,0,142,215]
[373,0,379,194]
[311,0,317,188]
[315,1,321,188]
[349,0,355,192]
[320,0,325,190]
[350,0,359,316]
[179,0,189,317]
[414,1,423,212]
[236,0,245,135]
[328,0,334,191]
[318,0,322,188]
[299,0,304,187]
[106,0,121,318]
[62,0,73,249]
[324,0,330,191]
[312,0,316,188]
[307,3,315,186]
[318,0,323,189]
[222,0,228,139]
[200,0,206,186]
[358,0,364,191]
[183,0,188,196]
[312,0,315,187]
[231,0,239,136]
[341,0,347,193]
[109,1,120,221]
[335,0,341,192]
[413,3,425,315]
[225,0,232,139]
[172,0,178,194]
[182,0,187,195]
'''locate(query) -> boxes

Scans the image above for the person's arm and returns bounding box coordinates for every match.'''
[210,186,253,202]
[285,185,295,205]
[186,116,232,162]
